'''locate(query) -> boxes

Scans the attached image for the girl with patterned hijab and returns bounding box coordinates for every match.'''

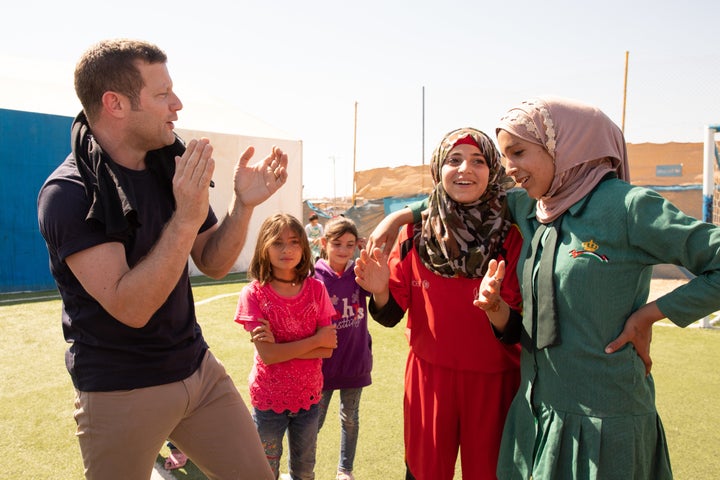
[488,96,720,479]
[355,127,524,479]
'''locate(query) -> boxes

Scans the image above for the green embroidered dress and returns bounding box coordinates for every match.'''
[500,180,720,479]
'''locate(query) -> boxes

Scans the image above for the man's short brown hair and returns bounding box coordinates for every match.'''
[74,39,167,123]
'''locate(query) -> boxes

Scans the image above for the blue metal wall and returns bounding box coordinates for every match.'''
[0,108,73,292]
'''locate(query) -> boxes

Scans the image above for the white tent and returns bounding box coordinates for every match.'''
[173,91,303,274]
[176,120,302,274]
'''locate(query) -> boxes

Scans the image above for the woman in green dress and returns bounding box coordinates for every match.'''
[368,96,720,479]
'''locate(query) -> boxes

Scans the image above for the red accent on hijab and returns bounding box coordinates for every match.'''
[452,135,480,149]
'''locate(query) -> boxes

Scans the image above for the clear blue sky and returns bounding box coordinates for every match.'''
[2,0,719,198]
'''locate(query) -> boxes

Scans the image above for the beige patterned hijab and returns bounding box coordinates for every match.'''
[497,96,629,223]
[415,127,515,278]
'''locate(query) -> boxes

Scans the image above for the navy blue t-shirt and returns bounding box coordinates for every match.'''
[38,155,215,391]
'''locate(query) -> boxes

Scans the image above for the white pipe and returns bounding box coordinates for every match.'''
[702,125,715,223]
[700,126,719,327]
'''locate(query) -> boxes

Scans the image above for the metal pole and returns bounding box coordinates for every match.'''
[621,51,629,133]
[353,101,358,206]
[422,86,425,166]
[329,155,336,211]
[702,126,715,223]
[700,125,720,328]
[422,86,426,193]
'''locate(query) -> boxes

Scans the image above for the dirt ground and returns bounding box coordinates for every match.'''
[648,278,689,302]
[649,276,720,328]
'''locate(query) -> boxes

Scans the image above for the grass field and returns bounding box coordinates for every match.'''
[1,275,718,479]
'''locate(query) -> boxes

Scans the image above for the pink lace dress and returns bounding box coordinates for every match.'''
[235,278,336,413]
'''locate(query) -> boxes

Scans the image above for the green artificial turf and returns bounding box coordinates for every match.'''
[1,278,717,479]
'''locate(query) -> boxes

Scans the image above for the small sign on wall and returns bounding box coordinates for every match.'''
[656,164,683,177]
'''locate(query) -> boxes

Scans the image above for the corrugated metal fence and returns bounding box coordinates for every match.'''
[0,108,72,292]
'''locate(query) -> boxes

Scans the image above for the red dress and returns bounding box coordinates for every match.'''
[388,224,523,480]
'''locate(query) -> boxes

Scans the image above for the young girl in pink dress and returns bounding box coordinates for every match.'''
[235,213,338,480]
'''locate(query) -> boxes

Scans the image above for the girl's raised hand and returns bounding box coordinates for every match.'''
[354,248,390,294]
[474,259,505,312]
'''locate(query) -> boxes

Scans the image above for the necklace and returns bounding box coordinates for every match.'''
[272,276,298,287]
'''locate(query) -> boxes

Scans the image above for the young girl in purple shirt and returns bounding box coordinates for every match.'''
[314,217,372,480]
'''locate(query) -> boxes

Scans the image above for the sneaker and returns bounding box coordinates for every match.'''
[336,472,355,480]
[279,474,292,480]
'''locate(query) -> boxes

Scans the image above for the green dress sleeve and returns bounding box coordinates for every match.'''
[626,187,720,326]
[407,197,429,224]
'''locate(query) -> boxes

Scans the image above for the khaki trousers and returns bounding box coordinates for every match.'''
[74,350,273,480]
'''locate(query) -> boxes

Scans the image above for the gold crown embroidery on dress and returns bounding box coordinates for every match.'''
[582,239,599,252]
[569,238,609,262]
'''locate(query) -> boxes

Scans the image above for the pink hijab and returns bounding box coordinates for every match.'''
[497,96,630,223]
